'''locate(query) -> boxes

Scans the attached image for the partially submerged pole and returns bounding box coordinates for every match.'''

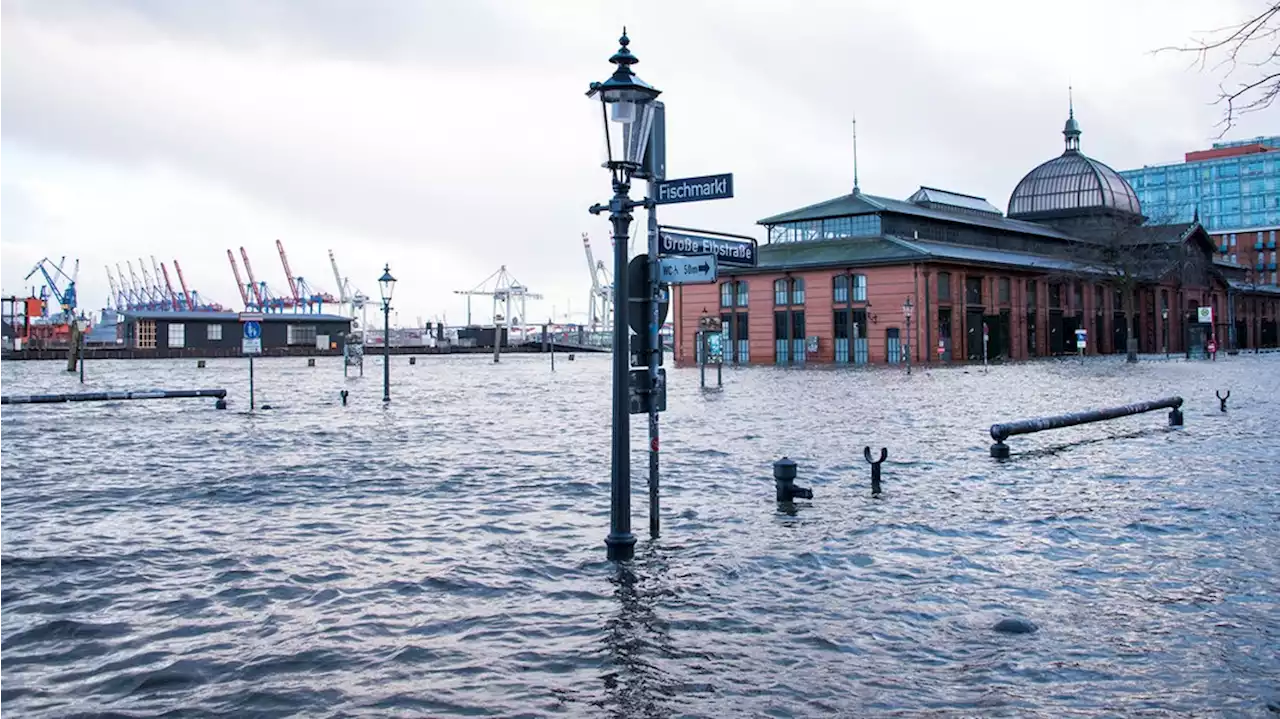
[990,396,1184,458]
[2,388,228,405]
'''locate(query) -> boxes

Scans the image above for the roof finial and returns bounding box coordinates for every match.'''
[852,114,860,195]
[1063,86,1081,153]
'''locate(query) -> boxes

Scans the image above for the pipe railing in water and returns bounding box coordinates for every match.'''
[2,388,228,407]
[990,396,1183,458]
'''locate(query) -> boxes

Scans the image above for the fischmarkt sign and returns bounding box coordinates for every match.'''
[1197,307,1213,324]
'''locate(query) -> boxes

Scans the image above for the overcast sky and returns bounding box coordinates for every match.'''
[3,0,1276,325]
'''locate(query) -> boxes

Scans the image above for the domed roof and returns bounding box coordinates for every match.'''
[1007,108,1141,220]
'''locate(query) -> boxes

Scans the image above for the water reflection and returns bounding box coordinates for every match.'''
[598,551,675,719]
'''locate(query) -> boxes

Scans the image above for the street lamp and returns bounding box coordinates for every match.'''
[76,315,90,383]
[587,28,661,562]
[378,264,396,403]
[1161,307,1169,359]
[902,297,913,375]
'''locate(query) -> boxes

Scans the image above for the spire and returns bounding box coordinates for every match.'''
[1063,86,1081,152]
[852,115,860,195]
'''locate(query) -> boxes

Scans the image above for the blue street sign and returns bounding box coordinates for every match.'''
[244,321,261,339]
[655,173,733,205]
[659,229,757,267]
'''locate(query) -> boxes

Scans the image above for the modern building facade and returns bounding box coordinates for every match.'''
[673,112,1280,367]
[1119,136,1280,286]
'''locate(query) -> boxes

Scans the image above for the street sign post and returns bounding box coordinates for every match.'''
[627,368,667,415]
[240,313,264,410]
[657,254,717,285]
[654,173,733,205]
[658,228,757,267]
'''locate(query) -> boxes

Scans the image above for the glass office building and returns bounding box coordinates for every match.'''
[1119,137,1280,284]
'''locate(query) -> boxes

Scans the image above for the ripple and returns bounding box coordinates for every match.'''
[2,354,1279,717]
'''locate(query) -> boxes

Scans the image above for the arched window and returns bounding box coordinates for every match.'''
[791,277,805,305]
[833,275,849,304]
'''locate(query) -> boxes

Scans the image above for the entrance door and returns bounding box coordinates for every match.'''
[1063,315,1080,352]
[939,308,953,362]
[1049,310,1064,354]
[886,327,901,364]
[1188,324,1208,357]
[852,309,869,364]
[965,309,984,361]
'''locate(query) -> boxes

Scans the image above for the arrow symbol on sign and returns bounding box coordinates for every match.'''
[698,263,710,272]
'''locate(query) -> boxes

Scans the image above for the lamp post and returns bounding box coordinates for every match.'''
[1161,307,1169,359]
[76,315,90,383]
[378,264,396,403]
[587,29,661,562]
[902,296,913,375]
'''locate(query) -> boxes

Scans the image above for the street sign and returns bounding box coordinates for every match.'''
[1197,307,1213,323]
[657,254,717,285]
[1075,328,1088,349]
[628,368,667,415]
[627,254,670,336]
[242,320,262,355]
[655,173,733,205]
[659,228,757,267]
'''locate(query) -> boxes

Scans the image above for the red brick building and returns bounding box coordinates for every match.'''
[674,113,1280,366]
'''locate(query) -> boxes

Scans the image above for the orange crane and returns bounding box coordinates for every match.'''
[277,239,302,306]
[227,250,251,308]
[173,260,195,311]
[160,262,179,311]
[240,247,266,309]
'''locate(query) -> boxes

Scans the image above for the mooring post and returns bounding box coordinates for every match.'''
[308,358,316,367]
[340,389,349,406]
[864,446,888,496]
[774,457,812,502]
[409,356,416,365]
[1217,390,1229,412]
[249,355,255,412]
[198,360,206,368]
[1168,404,1184,426]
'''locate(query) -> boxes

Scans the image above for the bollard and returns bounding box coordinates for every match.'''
[409,357,416,365]
[197,360,206,368]
[1168,406,1183,426]
[1216,390,1229,412]
[568,354,575,361]
[215,398,227,410]
[340,389,349,406]
[773,457,812,502]
[308,358,316,367]
[864,446,887,496]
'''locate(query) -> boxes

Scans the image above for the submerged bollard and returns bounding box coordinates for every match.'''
[409,357,416,365]
[990,396,1185,458]
[197,360,207,368]
[774,457,812,502]
[215,398,228,410]
[340,389,349,406]
[864,446,887,496]
[308,358,316,367]
[1216,390,1230,412]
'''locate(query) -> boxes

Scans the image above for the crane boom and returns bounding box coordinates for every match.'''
[174,260,195,310]
[583,234,601,292]
[240,247,265,307]
[160,262,179,311]
[105,266,122,309]
[328,250,350,303]
[277,239,301,304]
[227,250,250,307]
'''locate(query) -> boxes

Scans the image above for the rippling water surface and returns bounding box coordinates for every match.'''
[3,353,1279,717]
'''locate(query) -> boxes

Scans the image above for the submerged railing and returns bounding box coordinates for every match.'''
[989,396,1184,458]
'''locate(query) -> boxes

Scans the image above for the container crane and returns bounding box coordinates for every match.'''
[24,257,79,315]
[173,260,196,311]
[105,266,125,310]
[582,233,613,331]
[276,239,302,307]
[454,265,544,327]
[239,247,267,310]
[159,262,179,311]
[227,250,251,309]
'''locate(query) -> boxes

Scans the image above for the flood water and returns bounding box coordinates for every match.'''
[3,352,1279,717]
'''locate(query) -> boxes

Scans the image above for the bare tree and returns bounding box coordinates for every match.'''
[1046,213,1194,363]
[1158,3,1280,136]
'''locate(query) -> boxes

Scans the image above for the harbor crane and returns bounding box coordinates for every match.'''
[454,265,544,327]
[227,250,253,309]
[25,257,79,315]
[329,249,369,328]
[276,239,337,312]
[582,233,613,332]
[173,260,195,310]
